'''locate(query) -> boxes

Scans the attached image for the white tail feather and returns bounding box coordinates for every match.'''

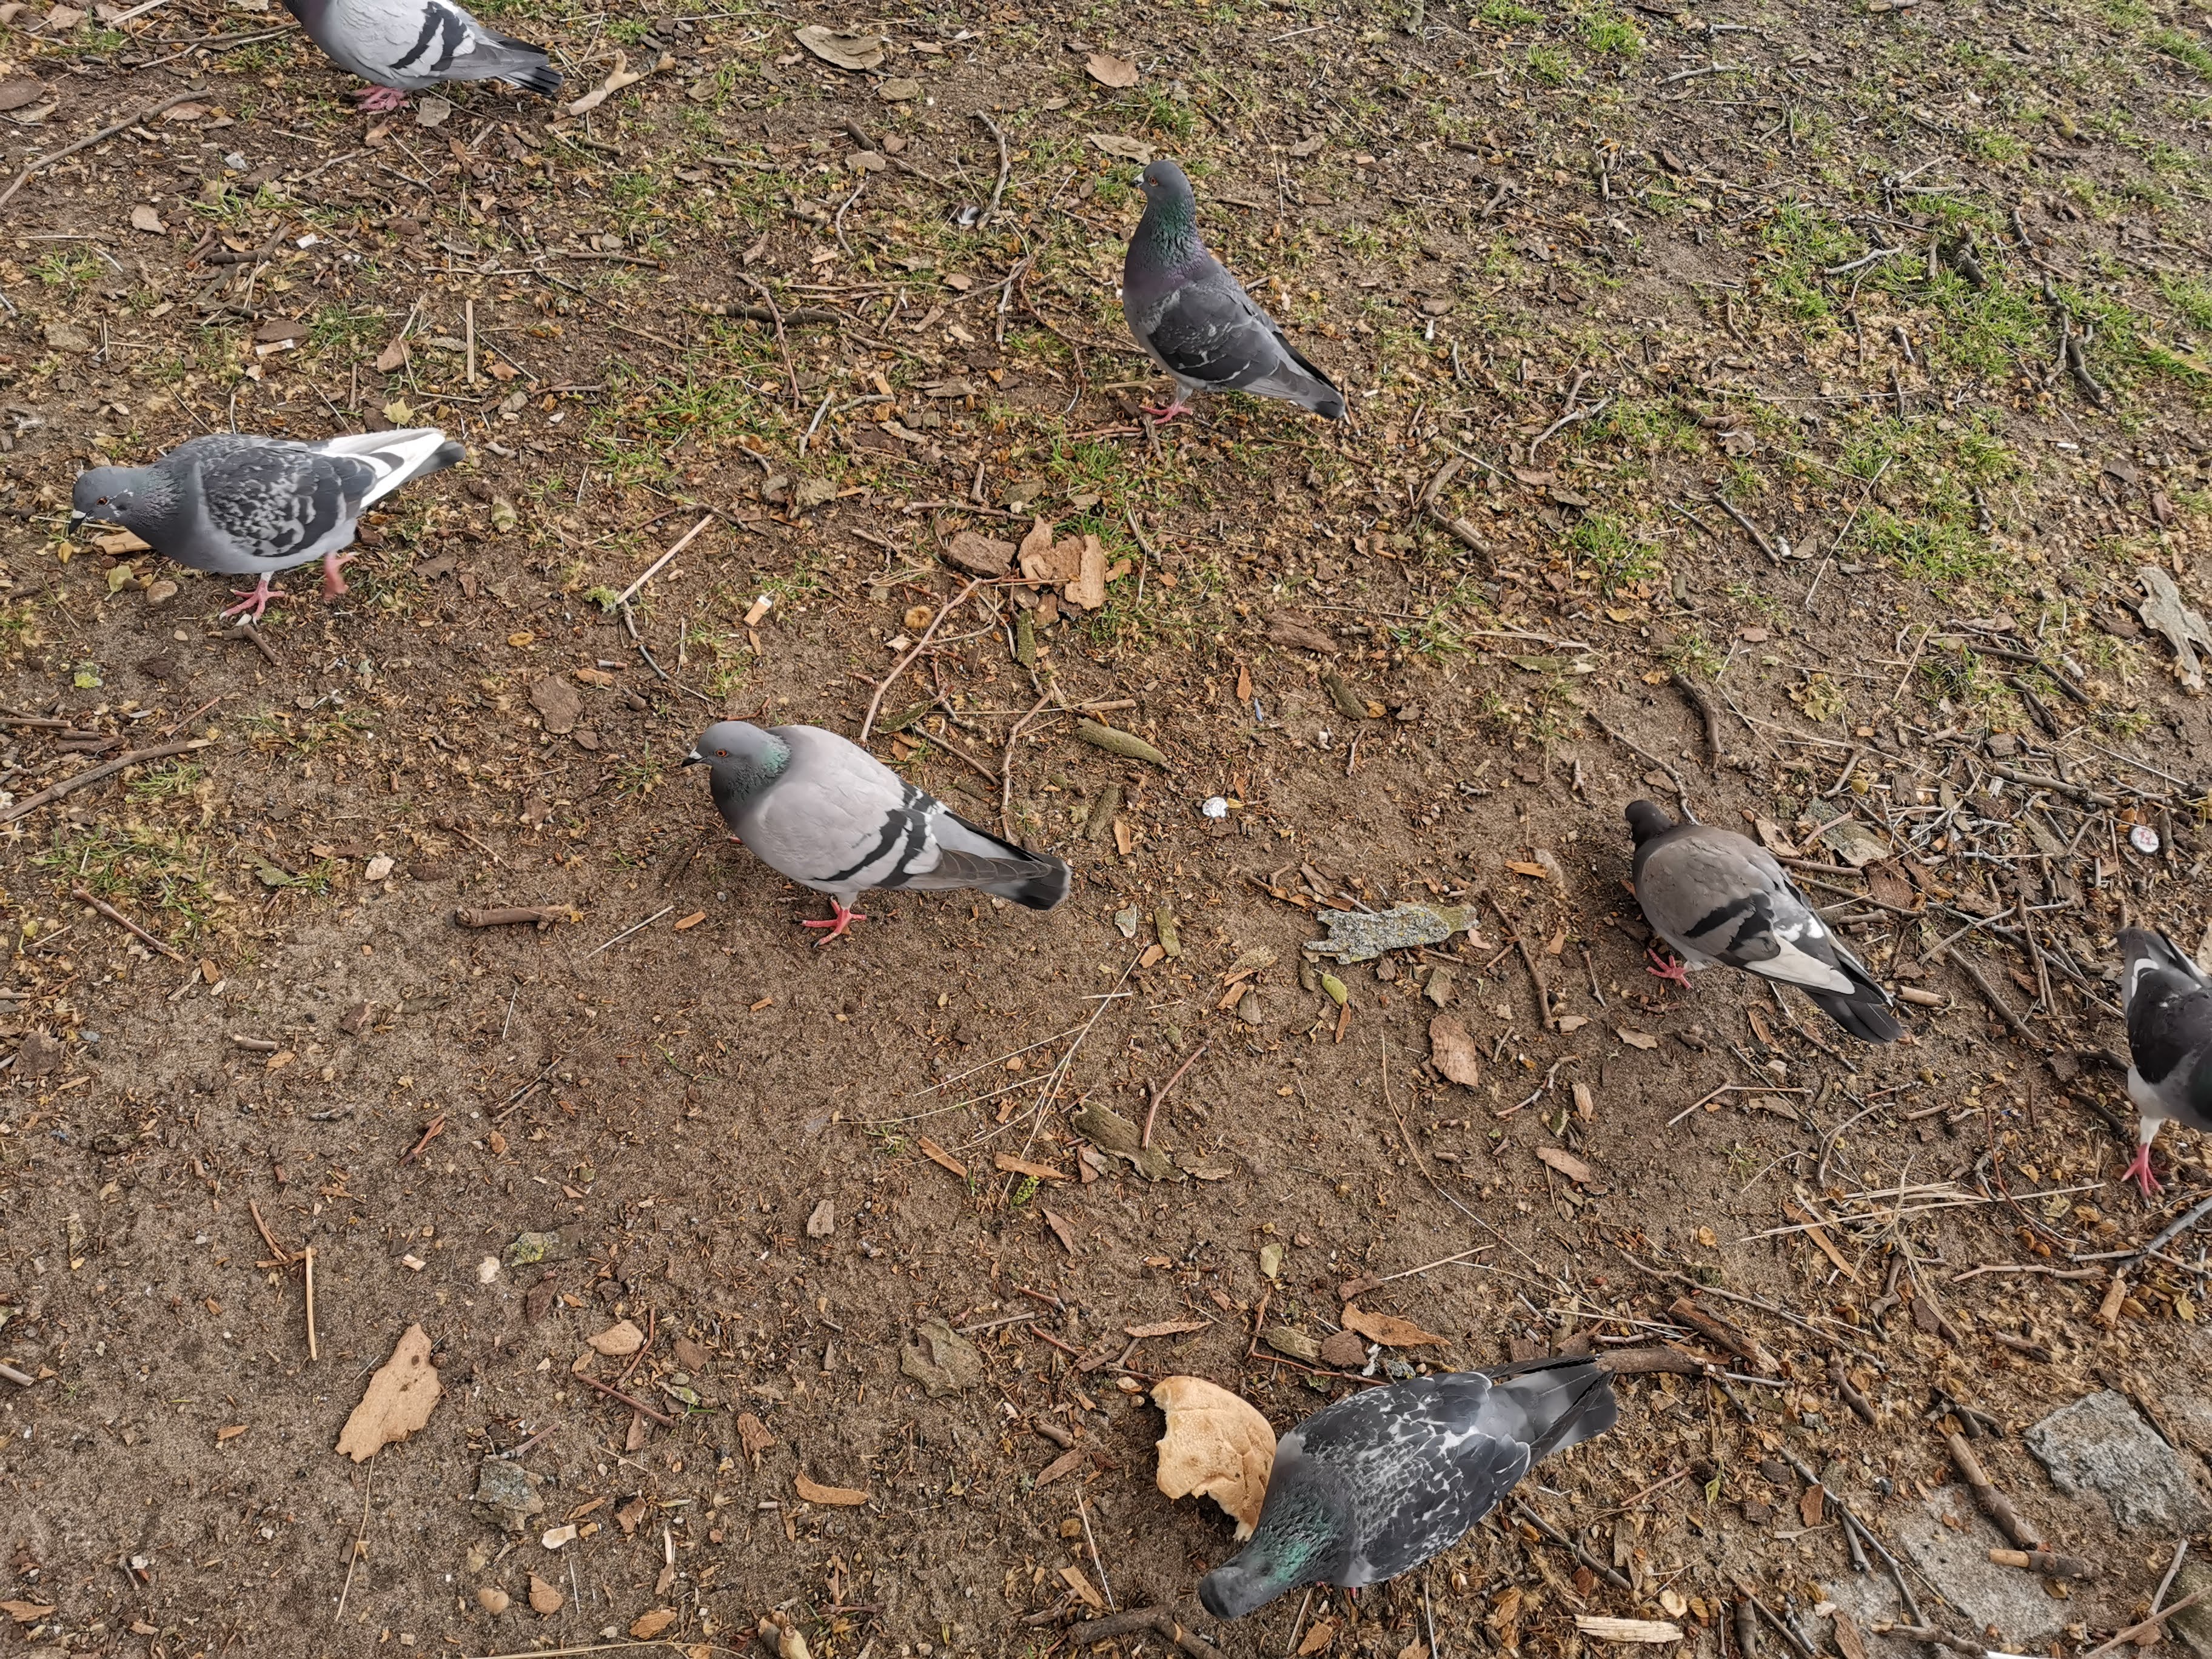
[315,427,460,506]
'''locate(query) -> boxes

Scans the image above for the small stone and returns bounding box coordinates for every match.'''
[587,1319,645,1356]
[505,1229,570,1267]
[1113,905,1139,939]
[15,1029,64,1076]
[900,1318,982,1397]
[539,1523,577,1550]
[877,76,922,99]
[475,1586,511,1615]
[805,1198,834,1238]
[472,1456,544,1531]
[144,579,179,606]
[475,1256,500,1284]
[44,321,92,354]
[529,675,581,734]
[364,854,394,881]
[528,1573,565,1614]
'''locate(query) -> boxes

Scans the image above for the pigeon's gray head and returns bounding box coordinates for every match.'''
[1624,799,1675,846]
[1132,158,1201,258]
[682,720,790,802]
[1195,1460,1336,1621]
[70,462,174,540]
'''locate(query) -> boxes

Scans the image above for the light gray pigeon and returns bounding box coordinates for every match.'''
[2117,927,2212,1197]
[1626,799,1902,1043]
[1199,1356,1617,1620]
[281,0,561,111]
[1124,159,1344,423]
[683,720,1070,942]
[70,429,463,620]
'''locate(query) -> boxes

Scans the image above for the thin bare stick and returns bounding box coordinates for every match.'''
[72,885,186,961]
[333,1456,372,1625]
[999,691,1056,836]
[2083,1589,2209,1658]
[304,1245,318,1362]
[0,91,205,210]
[574,1369,677,1427]
[1141,1041,1211,1149]
[860,575,985,742]
[976,112,1011,223]
[0,739,207,825]
[610,515,712,609]
[1078,1490,1116,1611]
[739,273,800,405]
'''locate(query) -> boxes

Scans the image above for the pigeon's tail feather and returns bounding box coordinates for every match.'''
[1802,958,1903,1044]
[1485,1356,1618,1463]
[1253,334,1346,419]
[318,427,464,506]
[923,809,1071,910]
[488,36,562,95]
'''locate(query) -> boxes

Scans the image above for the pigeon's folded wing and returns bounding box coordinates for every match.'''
[197,442,375,566]
[891,807,1056,892]
[1646,837,1857,993]
[321,0,547,89]
[1140,269,1304,391]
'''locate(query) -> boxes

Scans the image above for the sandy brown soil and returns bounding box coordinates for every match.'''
[4,0,2212,1654]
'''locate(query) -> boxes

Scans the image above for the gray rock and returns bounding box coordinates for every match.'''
[1848,1485,2066,1647]
[2171,1560,2212,1659]
[471,1456,543,1531]
[2024,1389,2211,1532]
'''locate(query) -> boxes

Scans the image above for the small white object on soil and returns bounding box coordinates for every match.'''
[1201,796,1228,819]
[2129,823,2160,854]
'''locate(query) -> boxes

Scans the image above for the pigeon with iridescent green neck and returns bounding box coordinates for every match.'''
[1197,1356,1617,1619]
[1122,158,1344,423]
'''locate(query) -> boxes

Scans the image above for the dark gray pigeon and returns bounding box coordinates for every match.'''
[70,429,462,620]
[281,0,561,112]
[684,720,1070,942]
[1198,1356,1616,1620]
[1626,799,1902,1043]
[1124,159,1344,423]
[2118,927,2212,1197]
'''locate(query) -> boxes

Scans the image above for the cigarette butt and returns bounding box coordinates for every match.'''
[743,594,774,626]
[1897,986,1946,1007]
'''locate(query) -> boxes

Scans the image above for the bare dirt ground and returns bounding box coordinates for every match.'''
[4,0,2212,1654]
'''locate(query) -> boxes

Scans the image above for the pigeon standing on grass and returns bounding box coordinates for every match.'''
[1122,158,1345,424]
[70,429,464,621]
[2117,927,2212,1197]
[282,0,562,112]
[1626,799,1903,1043]
[1198,1356,1617,1620]
[683,720,1070,943]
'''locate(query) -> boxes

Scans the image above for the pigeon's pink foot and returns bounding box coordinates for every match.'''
[2122,1142,2163,1198]
[355,84,409,113]
[800,899,866,944]
[220,577,286,622]
[321,549,356,600]
[1645,944,1693,989]
[1141,399,1189,423]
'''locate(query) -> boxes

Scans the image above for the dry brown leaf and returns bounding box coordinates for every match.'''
[944,529,1014,577]
[1042,1208,1081,1253]
[587,1318,645,1356]
[1298,1617,1340,1655]
[794,24,885,69]
[1064,534,1108,611]
[736,1411,777,1457]
[1615,1028,1659,1050]
[129,203,165,234]
[1534,1145,1594,1185]
[1036,1445,1087,1486]
[1016,515,1057,582]
[1061,1563,1107,1610]
[1151,1374,1276,1540]
[1086,50,1139,86]
[1800,1483,1824,1526]
[374,338,409,372]
[794,1473,868,1506]
[1341,1303,1450,1348]
[335,1323,441,1461]
[2,1601,56,1623]
[631,1609,678,1639]
[1428,1014,1481,1088]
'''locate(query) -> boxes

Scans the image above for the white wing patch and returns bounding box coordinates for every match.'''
[1743,921,1856,994]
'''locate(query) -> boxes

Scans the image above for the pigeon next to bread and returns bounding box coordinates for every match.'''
[1626,799,1902,1043]
[685,721,1070,942]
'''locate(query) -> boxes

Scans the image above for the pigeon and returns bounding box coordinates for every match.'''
[1198,1356,1617,1620]
[683,720,1070,942]
[71,429,463,621]
[1124,158,1344,424]
[1626,799,1903,1043]
[281,0,561,112]
[2117,927,2212,1197]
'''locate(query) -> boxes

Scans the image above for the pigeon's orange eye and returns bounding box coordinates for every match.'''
[716,748,728,756]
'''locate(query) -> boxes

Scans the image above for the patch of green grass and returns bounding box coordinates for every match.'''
[1130,87,1196,139]
[2149,27,2212,78]
[1478,0,1541,23]
[31,250,101,292]
[37,823,217,941]
[127,760,206,802]
[1966,127,2029,164]
[1523,42,1574,82]
[309,305,383,354]
[1567,513,1662,595]
[1579,8,1643,54]
[2159,272,2212,332]
[1753,203,1860,320]
[0,600,39,663]
[1924,276,2044,380]
[1601,398,1698,457]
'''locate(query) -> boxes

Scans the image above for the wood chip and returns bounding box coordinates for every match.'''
[793,1473,868,1506]
[915,1136,968,1178]
[994,1153,1070,1181]
[1576,1618,1683,1644]
[1341,1304,1450,1347]
[1125,1318,1212,1338]
[335,1323,441,1461]
[1036,1445,1087,1486]
[1535,1144,1595,1184]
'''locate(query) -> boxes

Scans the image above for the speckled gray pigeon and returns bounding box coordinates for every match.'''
[1123,158,1344,423]
[2118,927,2212,1197]
[1626,799,1902,1043]
[1198,1357,1617,1620]
[70,429,463,620]
[684,721,1070,942]
[281,0,561,111]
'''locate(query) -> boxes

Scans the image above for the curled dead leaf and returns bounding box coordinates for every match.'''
[1341,1304,1450,1348]
[1151,1374,1275,1540]
[1086,50,1139,87]
[1428,1014,1481,1088]
[630,1609,678,1639]
[794,24,886,69]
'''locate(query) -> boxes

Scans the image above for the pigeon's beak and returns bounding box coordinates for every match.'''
[65,509,88,537]
[1130,170,1145,189]
[681,748,703,767]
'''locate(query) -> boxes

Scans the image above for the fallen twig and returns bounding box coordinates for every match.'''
[2133,1192,2212,1263]
[1511,1499,1633,1592]
[0,90,207,210]
[860,575,987,743]
[1711,494,1782,565]
[609,515,712,610]
[303,1244,318,1362]
[454,905,571,928]
[1945,1432,2039,1549]
[1986,1547,2093,1578]
[1068,1607,1214,1658]
[0,739,207,824]
[1141,1041,1210,1150]
[71,885,186,961]
[2083,1589,2209,1658]
[574,1370,677,1427]
[975,111,1012,224]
